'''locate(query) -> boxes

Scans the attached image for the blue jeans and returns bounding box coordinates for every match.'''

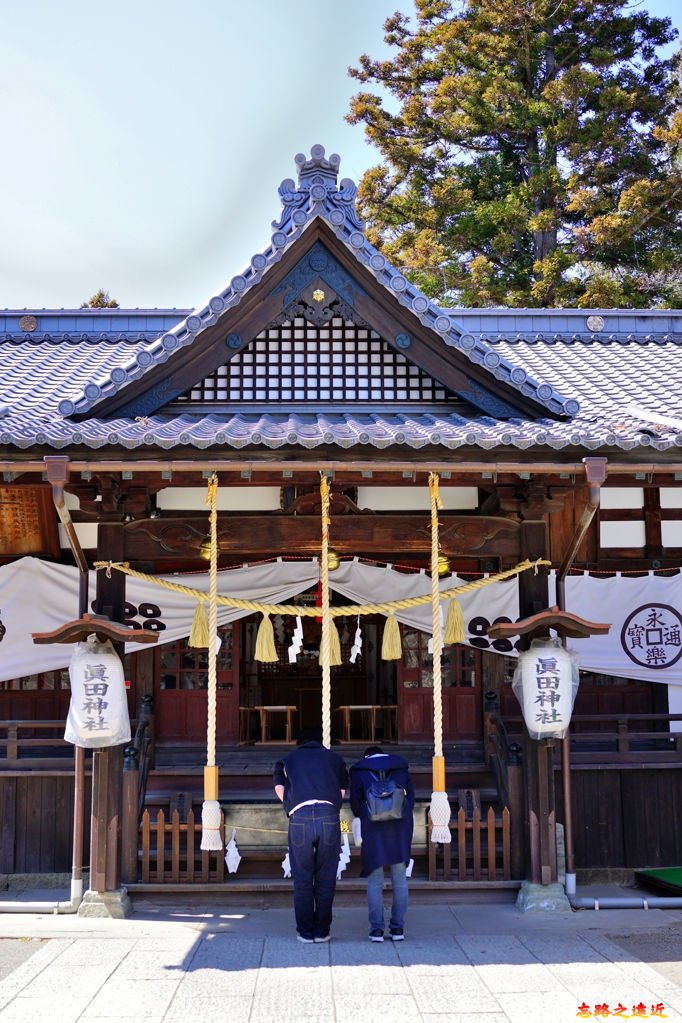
[288,805,340,939]
[367,861,408,933]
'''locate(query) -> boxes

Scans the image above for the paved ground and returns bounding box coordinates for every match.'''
[1,890,682,1022]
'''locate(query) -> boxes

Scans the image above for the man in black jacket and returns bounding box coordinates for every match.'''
[274,730,348,943]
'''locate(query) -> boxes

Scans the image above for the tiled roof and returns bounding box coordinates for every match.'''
[1,149,681,456]
[0,316,681,452]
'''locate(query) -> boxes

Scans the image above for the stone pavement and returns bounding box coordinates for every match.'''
[1,892,682,1022]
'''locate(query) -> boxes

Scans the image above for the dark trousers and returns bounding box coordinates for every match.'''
[288,805,340,940]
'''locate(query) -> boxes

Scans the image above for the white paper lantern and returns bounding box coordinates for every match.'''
[65,634,131,748]
[512,638,578,740]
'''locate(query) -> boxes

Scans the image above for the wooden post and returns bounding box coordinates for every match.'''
[90,523,126,895]
[507,741,525,881]
[121,745,139,885]
[518,520,556,885]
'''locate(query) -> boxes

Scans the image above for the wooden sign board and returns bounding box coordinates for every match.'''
[0,486,60,557]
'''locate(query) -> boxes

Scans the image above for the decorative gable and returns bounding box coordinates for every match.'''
[57,146,580,424]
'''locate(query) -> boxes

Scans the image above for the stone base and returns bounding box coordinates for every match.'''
[77,887,132,919]
[516,881,572,913]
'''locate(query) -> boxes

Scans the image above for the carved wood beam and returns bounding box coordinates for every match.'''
[122,513,521,561]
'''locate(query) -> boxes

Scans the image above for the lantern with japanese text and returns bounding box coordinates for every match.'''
[512,638,579,740]
[65,634,131,748]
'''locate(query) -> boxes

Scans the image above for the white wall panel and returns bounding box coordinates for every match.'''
[599,520,646,548]
[599,488,644,509]
[356,486,478,511]
[157,487,281,511]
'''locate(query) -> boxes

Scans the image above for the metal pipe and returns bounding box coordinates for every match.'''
[0,898,81,915]
[0,456,680,477]
[569,895,682,910]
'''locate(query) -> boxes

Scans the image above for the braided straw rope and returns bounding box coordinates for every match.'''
[94,558,549,618]
[429,473,444,760]
[320,474,332,749]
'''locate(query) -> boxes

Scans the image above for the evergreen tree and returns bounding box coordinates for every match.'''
[348,0,682,307]
[80,289,119,309]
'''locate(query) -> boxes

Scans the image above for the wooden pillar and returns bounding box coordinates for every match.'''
[121,745,140,886]
[518,520,556,885]
[90,523,126,894]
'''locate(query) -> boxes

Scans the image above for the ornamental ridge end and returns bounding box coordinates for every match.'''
[295,144,340,187]
[274,145,365,234]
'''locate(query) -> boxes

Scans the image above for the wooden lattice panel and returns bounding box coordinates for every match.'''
[177,316,450,405]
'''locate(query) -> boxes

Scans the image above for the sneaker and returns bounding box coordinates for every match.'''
[388,927,404,941]
[314,934,331,943]
[369,929,384,942]
[297,934,315,943]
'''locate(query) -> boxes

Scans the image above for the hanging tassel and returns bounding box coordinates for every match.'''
[189,602,209,648]
[200,799,223,851]
[254,613,279,663]
[381,613,402,660]
[444,599,466,645]
[320,619,342,667]
[429,791,452,844]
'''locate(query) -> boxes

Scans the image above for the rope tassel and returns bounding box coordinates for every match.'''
[200,799,223,851]
[255,613,279,662]
[429,791,452,844]
[444,599,465,645]
[381,612,402,660]
[188,602,209,648]
[319,618,342,667]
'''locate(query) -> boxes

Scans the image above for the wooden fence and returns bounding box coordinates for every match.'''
[427,806,513,881]
[140,808,225,883]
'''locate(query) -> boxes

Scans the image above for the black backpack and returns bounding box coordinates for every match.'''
[365,769,406,822]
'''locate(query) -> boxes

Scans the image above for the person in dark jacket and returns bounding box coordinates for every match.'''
[350,745,415,942]
[274,730,348,943]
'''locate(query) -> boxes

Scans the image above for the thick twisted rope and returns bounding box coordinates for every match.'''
[429,472,453,843]
[429,473,444,760]
[200,473,222,852]
[206,474,218,768]
[94,558,549,618]
[320,474,332,749]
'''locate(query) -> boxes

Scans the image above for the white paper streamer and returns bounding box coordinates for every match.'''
[281,850,292,878]
[349,616,362,664]
[337,832,351,880]
[288,615,304,664]
[224,828,242,873]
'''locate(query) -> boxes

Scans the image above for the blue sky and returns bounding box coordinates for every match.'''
[1,0,680,311]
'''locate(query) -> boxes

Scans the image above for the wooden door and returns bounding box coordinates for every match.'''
[154,624,239,743]
[397,626,482,742]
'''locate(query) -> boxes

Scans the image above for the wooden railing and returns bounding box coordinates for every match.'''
[570,712,682,757]
[139,807,225,883]
[427,805,513,881]
[502,711,682,760]
[0,720,76,768]
[130,695,154,818]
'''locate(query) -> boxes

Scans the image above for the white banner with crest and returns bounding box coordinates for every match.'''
[1,557,682,687]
